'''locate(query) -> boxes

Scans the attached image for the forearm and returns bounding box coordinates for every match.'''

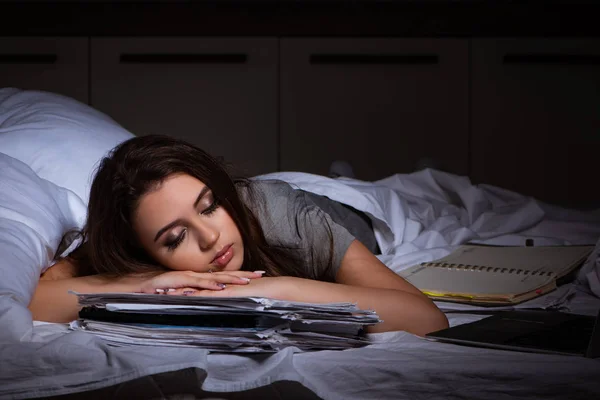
[275,277,448,336]
[29,275,141,323]
[30,268,263,323]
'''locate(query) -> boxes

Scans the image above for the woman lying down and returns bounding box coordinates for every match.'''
[29,135,448,336]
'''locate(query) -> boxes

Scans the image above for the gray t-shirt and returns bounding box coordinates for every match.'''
[238,179,357,281]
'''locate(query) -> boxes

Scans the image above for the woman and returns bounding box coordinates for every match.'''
[29,135,448,336]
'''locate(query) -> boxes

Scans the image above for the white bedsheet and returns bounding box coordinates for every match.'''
[257,170,600,284]
[2,169,600,400]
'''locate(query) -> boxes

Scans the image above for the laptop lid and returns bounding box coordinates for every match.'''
[585,308,600,358]
[426,308,600,358]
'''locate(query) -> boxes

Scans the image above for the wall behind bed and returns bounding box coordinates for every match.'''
[0,1,598,210]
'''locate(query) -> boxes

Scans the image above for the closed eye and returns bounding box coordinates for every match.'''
[155,186,215,243]
[165,229,186,251]
[200,198,220,216]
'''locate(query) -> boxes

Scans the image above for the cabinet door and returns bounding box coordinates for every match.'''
[471,39,600,209]
[280,38,469,181]
[0,37,88,104]
[91,38,278,177]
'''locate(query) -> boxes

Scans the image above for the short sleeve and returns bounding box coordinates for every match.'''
[240,179,355,281]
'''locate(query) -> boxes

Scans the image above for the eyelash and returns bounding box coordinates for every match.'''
[165,198,220,251]
[166,230,186,252]
[201,198,220,216]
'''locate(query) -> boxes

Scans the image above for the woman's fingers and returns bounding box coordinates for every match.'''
[167,288,229,297]
[182,270,265,285]
[206,274,251,285]
[150,274,241,292]
[164,287,200,296]
[210,270,265,279]
[143,270,266,294]
[159,277,227,291]
[163,287,233,296]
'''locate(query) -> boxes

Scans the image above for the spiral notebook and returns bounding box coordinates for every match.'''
[400,245,594,305]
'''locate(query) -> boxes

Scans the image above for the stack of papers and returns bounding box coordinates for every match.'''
[69,292,381,353]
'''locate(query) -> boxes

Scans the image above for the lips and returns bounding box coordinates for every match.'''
[211,244,234,267]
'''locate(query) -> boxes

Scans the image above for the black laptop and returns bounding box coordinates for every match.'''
[425,308,600,358]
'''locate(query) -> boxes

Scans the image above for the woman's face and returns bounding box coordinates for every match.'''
[133,173,244,273]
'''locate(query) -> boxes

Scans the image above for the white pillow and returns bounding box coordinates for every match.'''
[0,87,134,204]
[0,153,86,341]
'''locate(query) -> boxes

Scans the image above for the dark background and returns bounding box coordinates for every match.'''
[1,0,599,209]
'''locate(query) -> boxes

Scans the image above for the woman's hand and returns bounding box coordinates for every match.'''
[30,268,264,323]
[165,276,282,297]
[139,270,265,294]
[167,272,448,336]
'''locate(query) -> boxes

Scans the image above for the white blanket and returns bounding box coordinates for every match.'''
[257,170,600,286]
[2,169,600,400]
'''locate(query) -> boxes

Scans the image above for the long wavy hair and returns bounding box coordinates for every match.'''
[66,134,333,280]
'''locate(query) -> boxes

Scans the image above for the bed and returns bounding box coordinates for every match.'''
[1,87,600,400]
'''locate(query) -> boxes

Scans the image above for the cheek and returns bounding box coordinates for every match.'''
[146,242,198,271]
[159,251,206,272]
[223,213,241,239]
[230,220,242,239]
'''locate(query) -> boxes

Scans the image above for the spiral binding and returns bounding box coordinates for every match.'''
[419,262,554,277]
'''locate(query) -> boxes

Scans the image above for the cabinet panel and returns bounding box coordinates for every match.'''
[91,37,278,177]
[0,37,88,104]
[471,39,600,208]
[280,38,469,181]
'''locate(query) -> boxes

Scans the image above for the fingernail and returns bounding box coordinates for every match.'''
[240,277,250,282]
[167,288,176,292]
[155,288,165,293]
[217,283,226,289]
[253,270,266,275]
[183,290,195,295]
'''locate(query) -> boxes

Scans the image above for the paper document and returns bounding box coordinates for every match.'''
[69,291,381,352]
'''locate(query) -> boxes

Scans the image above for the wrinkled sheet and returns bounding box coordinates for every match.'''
[2,169,600,400]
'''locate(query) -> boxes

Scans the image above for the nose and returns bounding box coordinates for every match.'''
[195,221,220,250]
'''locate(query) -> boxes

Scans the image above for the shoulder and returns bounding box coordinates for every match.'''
[238,179,305,218]
[238,179,356,280]
[237,179,304,237]
[239,179,299,201]
[238,179,354,246]
[40,258,78,281]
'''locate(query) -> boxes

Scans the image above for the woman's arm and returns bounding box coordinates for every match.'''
[283,240,448,335]
[30,273,140,323]
[331,239,449,335]
[267,276,447,336]
[30,259,263,323]
[180,241,449,336]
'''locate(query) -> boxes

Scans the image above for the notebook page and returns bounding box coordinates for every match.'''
[401,263,553,297]
[425,245,593,277]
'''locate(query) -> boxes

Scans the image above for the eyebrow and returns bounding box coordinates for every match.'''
[153,186,211,242]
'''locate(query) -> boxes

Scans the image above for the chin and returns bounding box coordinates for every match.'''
[227,260,243,272]
[226,255,243,272]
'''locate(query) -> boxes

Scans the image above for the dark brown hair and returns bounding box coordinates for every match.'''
[67,134,333,280]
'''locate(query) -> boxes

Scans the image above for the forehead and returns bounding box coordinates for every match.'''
[153,174,206,194]
[136,174,207,216]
